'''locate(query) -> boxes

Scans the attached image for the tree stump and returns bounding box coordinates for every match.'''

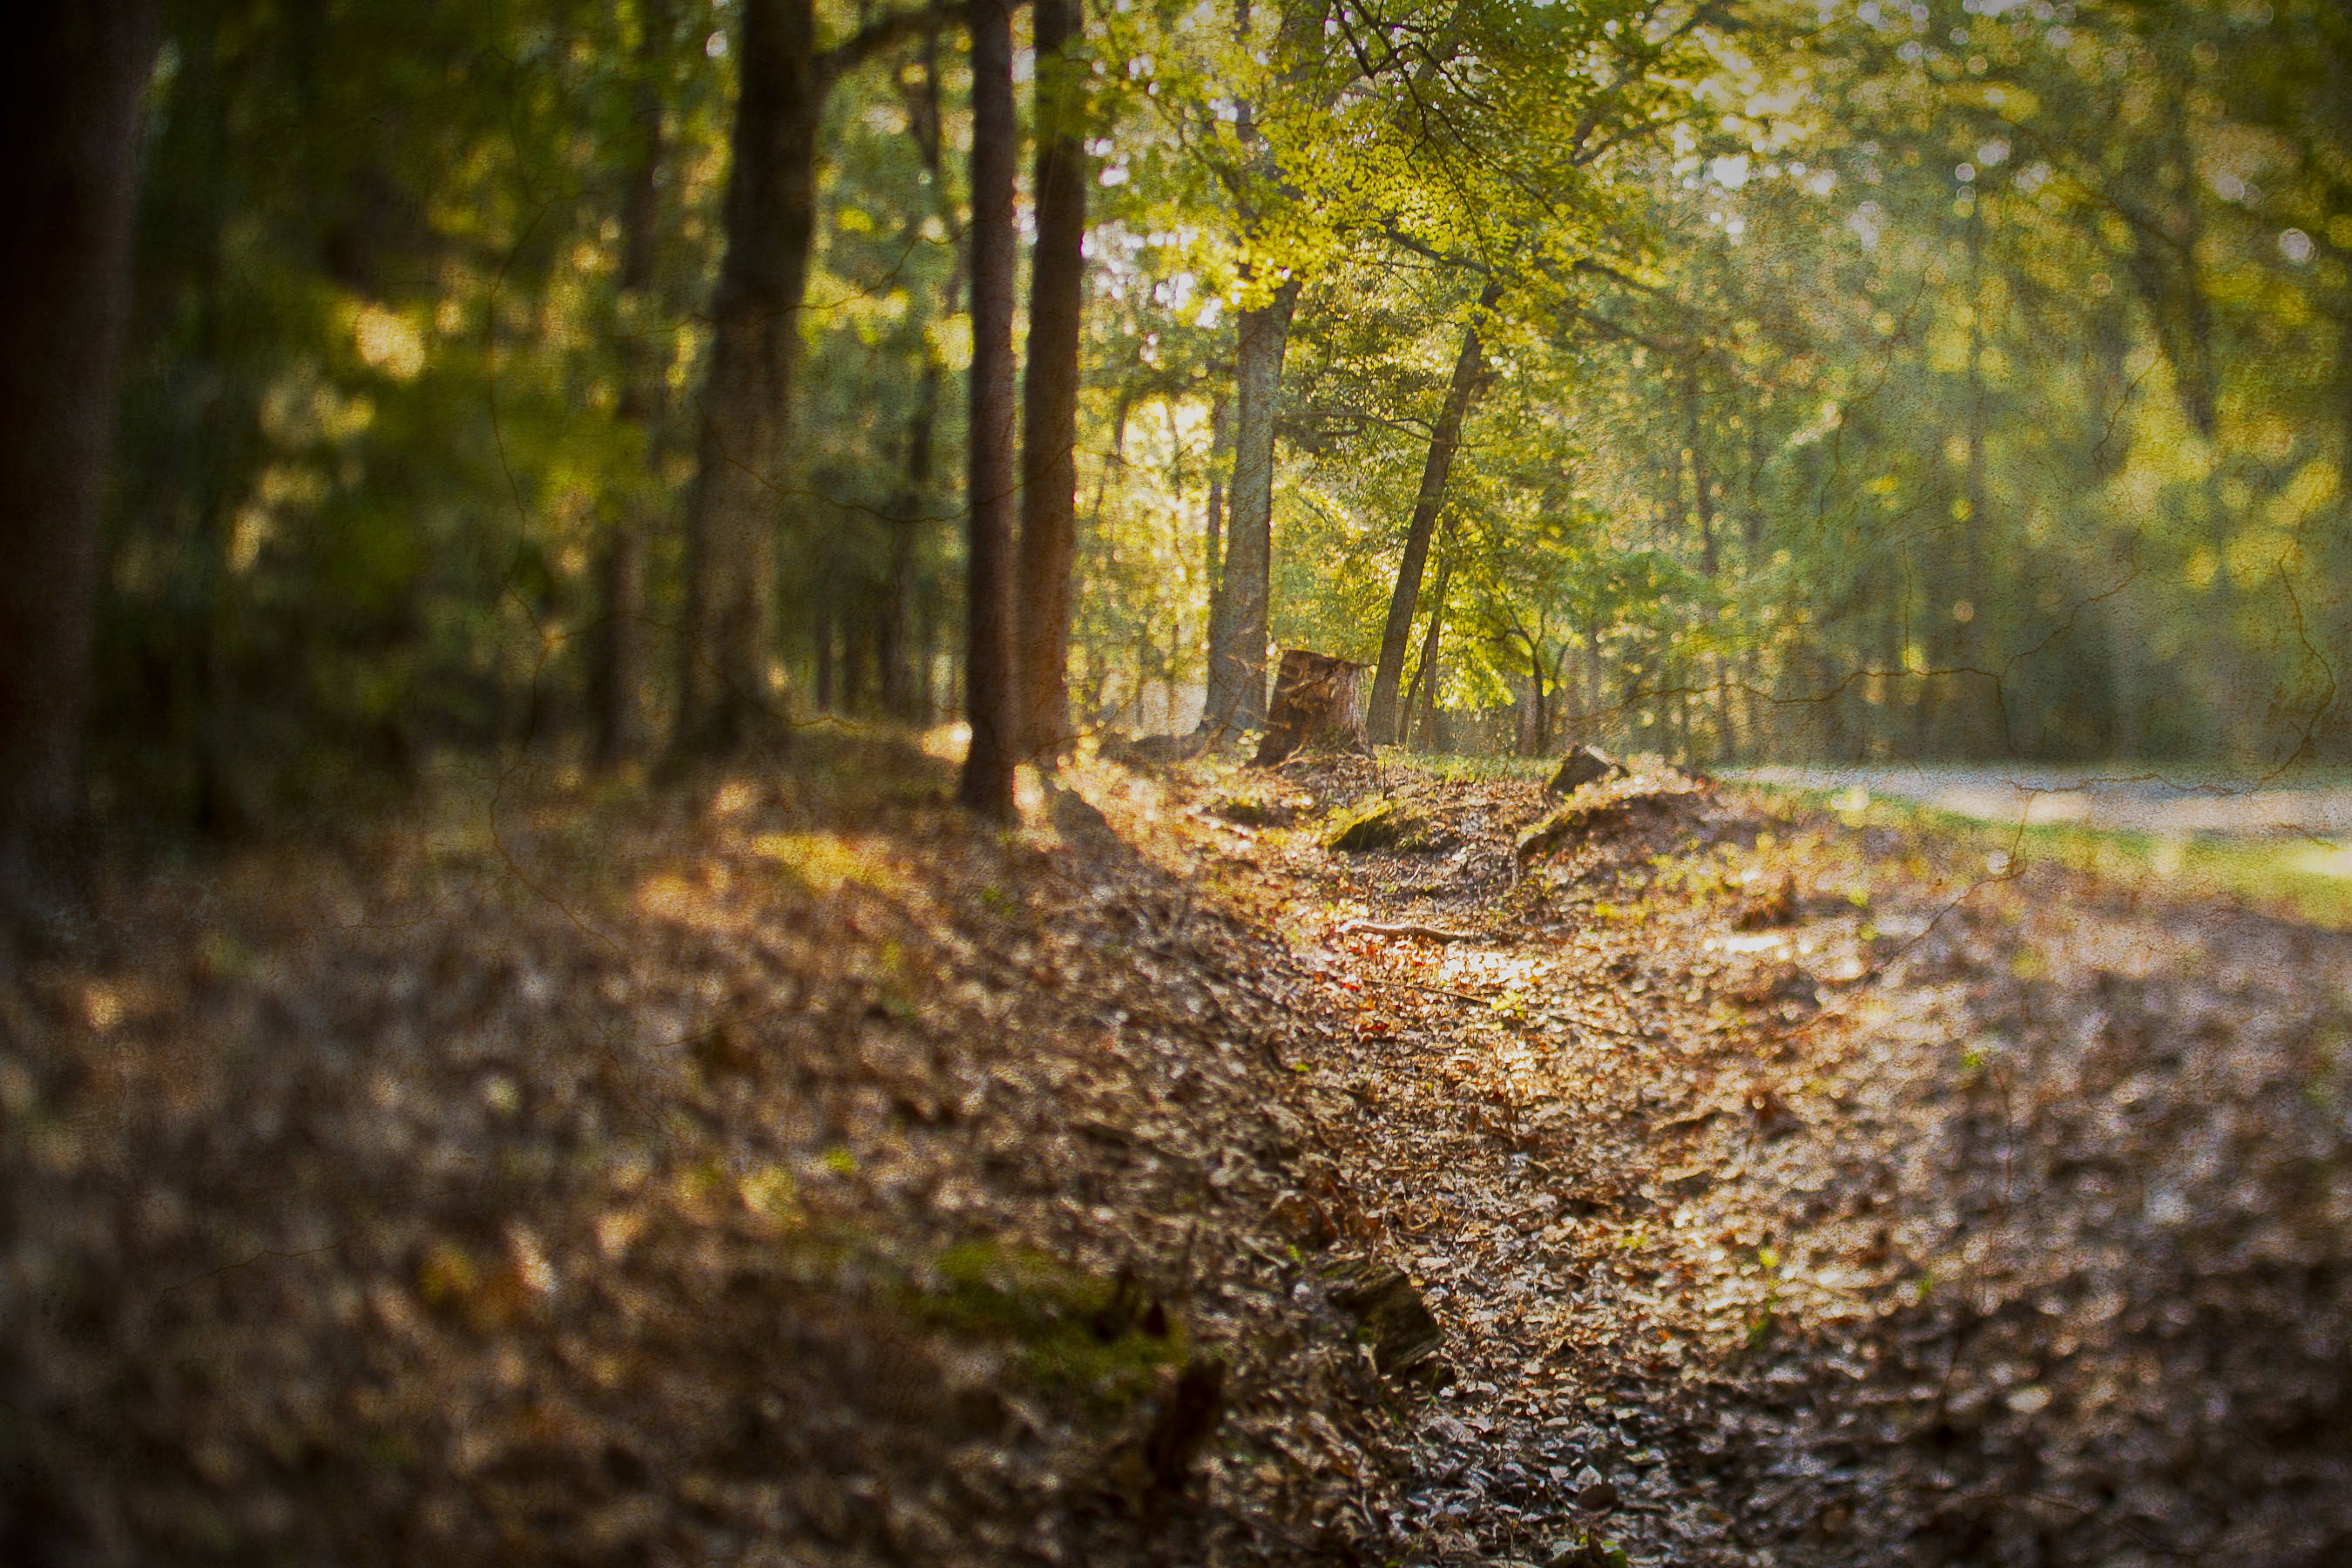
[1253,649,1371,765]
[1546,744,1628,796]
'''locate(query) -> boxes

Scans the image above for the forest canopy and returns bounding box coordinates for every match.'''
[68,0,2352,834]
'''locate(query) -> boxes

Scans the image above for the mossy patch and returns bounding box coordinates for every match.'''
[911,1243,1182,1406]
[1322,798,1442,853]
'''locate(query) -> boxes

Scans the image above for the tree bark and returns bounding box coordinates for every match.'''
[1205,276,1299,732]
[1686,367,1716,578]
[1200,392,1232,711]
[0,1,155,934]
[1014,0,1087,766]
[882,28,954,721]
[1401,543,1451,748]
[1957,199,1993,758]
[670,0,818,759]
[670,0,947,761]
[595,0,669,766]
[1366,277,1500,743]
[1254,650,1370,764]
[956,0,1019,816]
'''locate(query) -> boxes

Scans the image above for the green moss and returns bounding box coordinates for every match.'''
[1323,797,1441,852]
[914,1243,1183,1406]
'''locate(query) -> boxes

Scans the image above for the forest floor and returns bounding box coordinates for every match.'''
[3,732,2349,1566]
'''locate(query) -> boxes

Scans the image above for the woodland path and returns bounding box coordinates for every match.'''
[1729,762,2352,842]
[1141,752,2352,1567]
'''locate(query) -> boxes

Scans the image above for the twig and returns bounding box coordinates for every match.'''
[1358,976,1491,1006]
[1336,918,1483,943]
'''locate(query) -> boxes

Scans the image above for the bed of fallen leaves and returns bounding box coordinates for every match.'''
[1178,751,2352,1568]
[3,732,2349,1567]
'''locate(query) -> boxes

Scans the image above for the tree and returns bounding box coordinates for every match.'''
[594,0,675,767]
[1207,275,1301,730]
[1014,0,1090,765]
[1364,274,1500,742]
[956,0,1020,816]
[0,2,155,934]
[670,0,949,761]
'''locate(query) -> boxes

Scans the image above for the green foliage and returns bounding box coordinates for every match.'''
[91,0,2352,840]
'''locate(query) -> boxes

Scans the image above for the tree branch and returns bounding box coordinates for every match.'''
[821,0,967,82]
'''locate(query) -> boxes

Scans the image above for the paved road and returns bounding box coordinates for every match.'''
[1730,762,2352,841]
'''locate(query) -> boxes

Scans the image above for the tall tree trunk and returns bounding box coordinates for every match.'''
[595,0,669,766]
[671,0,817,759]
[956,0,1019,816]
[1686,367,1716,578]
[1014,0,1087,766]
[1366,276,1500,743]
[1199,391,1231,724]
[1404,545,1453,750]
[917,592,937,721]
[1524,636,1551,757]
[841,601,869,715]
[1206,276,1299,731]
[882,29,955,722]
[812,595,835,711]
[0,2,154,935]
[1957,199,1993,758]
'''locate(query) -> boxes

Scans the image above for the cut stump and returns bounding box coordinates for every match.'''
[1547,744,1629,796]
[1252,649,1370,766]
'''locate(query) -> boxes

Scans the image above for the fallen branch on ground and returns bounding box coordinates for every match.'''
[1337,919,1483,943]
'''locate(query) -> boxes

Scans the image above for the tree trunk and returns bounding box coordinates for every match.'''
[956,0,1019,817]
[595,0,669,766]
[0,1,155,934]
[881,27,954,722]
[841,601,868,715]
[812,595,835,711]
[1014,0,1087,766]
[1686,367,1716,578]
[1957,199,1993,757]
[1366,278,1499,743]
[1521,635,1551,757]
[1401,544,1452,749]
[1200,391,1231,720]
[1206,276,1299,731]
[670,0,818,760]
[917,592,937,722]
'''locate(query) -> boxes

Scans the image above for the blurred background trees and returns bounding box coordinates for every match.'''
[50,0,2352,846]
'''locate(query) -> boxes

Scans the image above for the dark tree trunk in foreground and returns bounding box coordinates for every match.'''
[0,2,155,935]
[1365,277,1498,744]
[1205,278,1300,732]
[671,0,814,759]
[595,0,669,765]
[671,0,947,762]
[957,0,1019,817]
[1013,0,1087,766]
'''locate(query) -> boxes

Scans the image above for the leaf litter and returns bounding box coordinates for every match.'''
[2,733,2348,1566]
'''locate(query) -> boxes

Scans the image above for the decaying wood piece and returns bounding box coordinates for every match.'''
[1319,1256,1444,1378]
[1734,871,1798,929]
[1141,1355,1226,1504]
[1253,648,1371,766]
